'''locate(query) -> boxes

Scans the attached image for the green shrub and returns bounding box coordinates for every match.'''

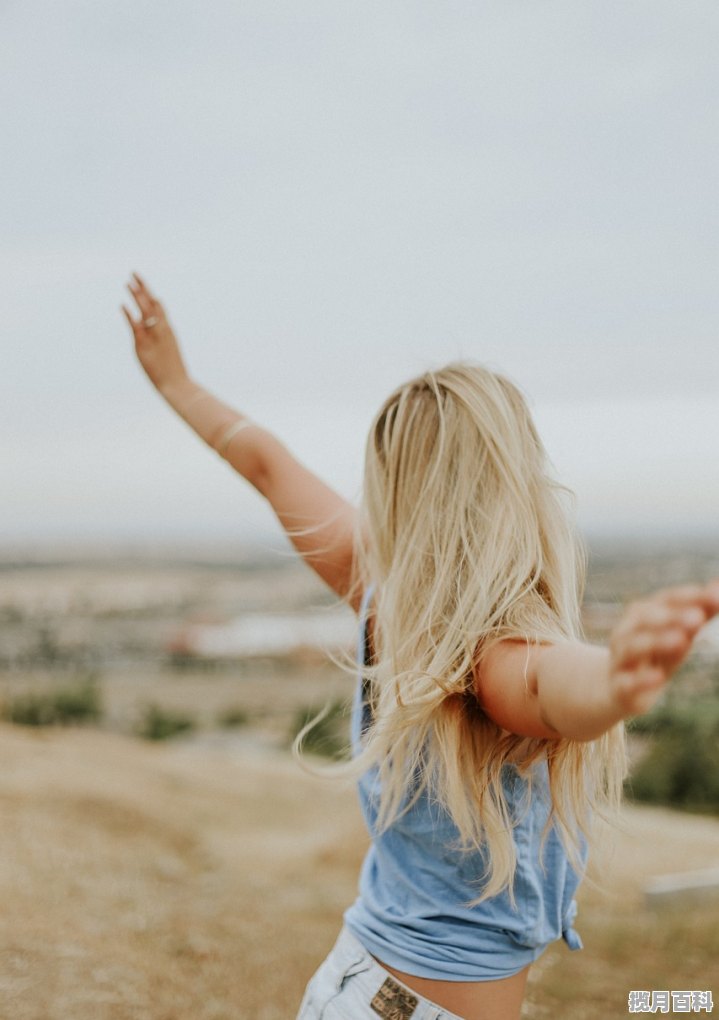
[52,678,103,723]
[136,704,196,741]
[217,706,249,728]
[289,699,350,760]
[627,697,719,737]
[626,699,719,813]
[1,675,102,727]
[2,690,57,727]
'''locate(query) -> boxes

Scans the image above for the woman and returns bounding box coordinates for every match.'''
[122,272,719,1020]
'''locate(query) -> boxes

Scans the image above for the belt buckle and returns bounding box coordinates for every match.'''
[370,975,419,1019]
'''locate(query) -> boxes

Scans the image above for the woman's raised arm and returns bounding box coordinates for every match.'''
[121,272,360,607]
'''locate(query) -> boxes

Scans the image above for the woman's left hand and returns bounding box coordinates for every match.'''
[121,272,191,395]
[607,580,719,717]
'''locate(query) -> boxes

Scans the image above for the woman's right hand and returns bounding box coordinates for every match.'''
[121,272,190,396]
[607,580,719,718]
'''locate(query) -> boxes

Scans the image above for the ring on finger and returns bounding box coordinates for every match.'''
[143,316,159,328]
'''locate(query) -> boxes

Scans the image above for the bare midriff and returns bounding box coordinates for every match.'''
[371,956,531,1020]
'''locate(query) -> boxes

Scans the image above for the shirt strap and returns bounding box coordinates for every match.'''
[359,584,375,717]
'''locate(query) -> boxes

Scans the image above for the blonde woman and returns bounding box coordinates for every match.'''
[122,273,719,1020]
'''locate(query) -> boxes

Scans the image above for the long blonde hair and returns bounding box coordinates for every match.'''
[299,361,626,903]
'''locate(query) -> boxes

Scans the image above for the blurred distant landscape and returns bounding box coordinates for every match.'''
[0,540,356,752]
[1,531,718,758]
[0,532,718,1018]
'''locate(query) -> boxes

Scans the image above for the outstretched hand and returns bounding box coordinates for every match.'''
[608,580,719,717]
[121,272,190,394]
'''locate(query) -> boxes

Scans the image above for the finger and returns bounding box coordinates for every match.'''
[132,271,162,311]
[620,626,690,666]
[656,585,719,614]
[633,663,666,690]
[613,666,665,714]
[127,281,154,320]
[626,604,675,630]
[623,593,713,639]
[654,604,707,633]
[121,304,140,332]
[612,602,690,648]
[626,663,666,694]
[657,583,707,601]
[132,271,154,298]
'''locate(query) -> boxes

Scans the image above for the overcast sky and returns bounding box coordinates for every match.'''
[2,1,718,553]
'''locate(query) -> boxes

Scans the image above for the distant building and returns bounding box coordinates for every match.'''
[165,608,357,662]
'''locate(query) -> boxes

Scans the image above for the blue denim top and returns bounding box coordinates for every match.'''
[343,586,588,981]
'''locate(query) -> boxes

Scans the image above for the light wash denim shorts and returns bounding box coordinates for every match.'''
[296,925,465,1020]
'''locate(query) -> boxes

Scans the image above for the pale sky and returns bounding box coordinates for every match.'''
[2,1,718,552]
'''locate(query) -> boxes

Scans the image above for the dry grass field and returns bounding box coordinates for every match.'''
[1,546,717,1018]
[0,722,717,1020]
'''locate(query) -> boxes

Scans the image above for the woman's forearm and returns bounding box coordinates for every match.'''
[159,376,358,599]
[534,641,620,741]
[159,377,267,492]
[161,377,236,445]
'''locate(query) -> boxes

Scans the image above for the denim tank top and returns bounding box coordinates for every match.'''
[343,586,588,981]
